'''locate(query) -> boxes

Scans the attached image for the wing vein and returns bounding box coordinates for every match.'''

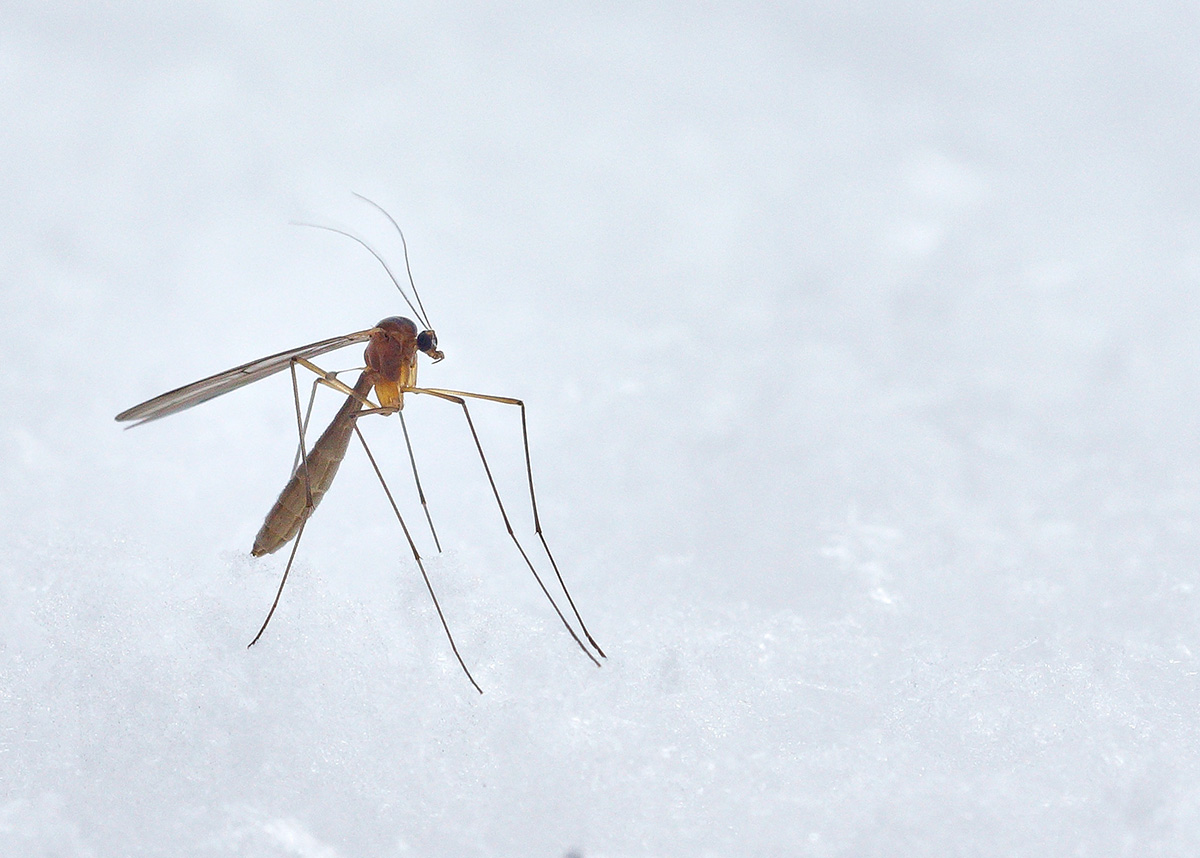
[115,329,376,425]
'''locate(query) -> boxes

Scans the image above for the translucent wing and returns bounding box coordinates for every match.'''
[116,329,377,426]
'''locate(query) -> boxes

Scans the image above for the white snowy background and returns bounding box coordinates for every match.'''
[3,3,1200,856]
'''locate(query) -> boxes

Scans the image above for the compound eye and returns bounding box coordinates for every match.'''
[417,330,437,352]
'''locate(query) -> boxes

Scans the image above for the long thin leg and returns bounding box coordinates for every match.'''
[397,410,442,552]
[291,361,314,508]
[249,361,317,646]
[288,358,386,472]
[418,386,604,658]
[292,372,327,472]
[248,518,306,646]
[293,357,376,403]
[354,423,482,694]
[413,388,601,667]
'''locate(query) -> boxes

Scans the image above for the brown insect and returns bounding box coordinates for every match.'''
[116,197,603,692]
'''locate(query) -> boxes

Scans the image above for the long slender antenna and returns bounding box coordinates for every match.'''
[292,221,431,329]
[352,193,433,330]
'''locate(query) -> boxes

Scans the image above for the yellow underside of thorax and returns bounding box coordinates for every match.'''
[374,360,417,410]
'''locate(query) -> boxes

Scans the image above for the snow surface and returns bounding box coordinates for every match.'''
[4,3,1200,856]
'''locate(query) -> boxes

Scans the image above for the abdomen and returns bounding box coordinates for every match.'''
[251,372,373,556]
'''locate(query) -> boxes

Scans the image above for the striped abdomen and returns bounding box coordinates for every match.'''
[251,372,374,556]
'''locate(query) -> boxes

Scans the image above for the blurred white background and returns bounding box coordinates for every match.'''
[3,3,1200,856]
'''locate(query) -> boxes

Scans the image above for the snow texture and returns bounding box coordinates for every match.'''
[3,3,1200,856]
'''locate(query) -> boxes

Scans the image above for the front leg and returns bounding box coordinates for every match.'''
[410,387,603,665]
[413,386,604,659]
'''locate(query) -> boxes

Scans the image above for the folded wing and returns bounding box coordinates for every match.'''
[116,329,377,425]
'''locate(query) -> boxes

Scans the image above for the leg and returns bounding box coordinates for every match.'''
[418,387,604,658]
[354,424,482,694]
[291,362,441,551]
[413,388,601,667]
[249,359,319,645]
[292,370,328,472]
[291,360,314,507]
[248,518,306,647]
[398,410,442,552]
[287,359,381,469]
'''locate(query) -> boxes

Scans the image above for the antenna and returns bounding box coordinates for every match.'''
[352,193,433,329]
[291,200,433,330]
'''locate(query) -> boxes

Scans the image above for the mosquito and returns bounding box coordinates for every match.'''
[115,196,604,693]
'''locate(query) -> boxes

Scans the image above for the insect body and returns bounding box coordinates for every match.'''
[250,318,437,556]
[116,201,602,693]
